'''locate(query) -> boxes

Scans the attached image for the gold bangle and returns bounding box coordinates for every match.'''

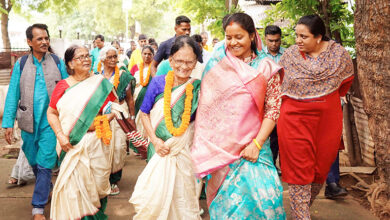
[253,139,262,151]
[56,130,63,136]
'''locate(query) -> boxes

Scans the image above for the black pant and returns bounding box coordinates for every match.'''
[270,126,279,166]
[326,152,340,184]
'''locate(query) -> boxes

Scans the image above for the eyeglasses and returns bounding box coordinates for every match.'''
[106,55,118,60]
[172,57,197,67]
[73,54,91,61]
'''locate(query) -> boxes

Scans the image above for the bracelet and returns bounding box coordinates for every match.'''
[56,130,63,136]
[130,115,135,120]
[253,139,262,151]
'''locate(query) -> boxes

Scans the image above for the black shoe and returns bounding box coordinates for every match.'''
[325,183,348,199]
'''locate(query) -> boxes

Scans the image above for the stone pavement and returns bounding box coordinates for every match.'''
[0,155,379,220]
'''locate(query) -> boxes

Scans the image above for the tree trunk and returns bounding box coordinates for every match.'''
[1,13,10,52]
[319,0,332,39]
[354,0,390,217]
[1,0,12,52]
[225,0,238,11]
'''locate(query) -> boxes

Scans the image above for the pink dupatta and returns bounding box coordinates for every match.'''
[191,33,282,206]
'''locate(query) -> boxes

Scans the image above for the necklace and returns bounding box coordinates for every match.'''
[242,51,256,64]
[139,61,151,87]
[163,71,193,136]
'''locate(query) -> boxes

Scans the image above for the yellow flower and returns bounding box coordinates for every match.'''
[97,61,102,72]
[163,71,194,136]
[113,66,120,89]
[94,115,112,144]
[139,61,152,87]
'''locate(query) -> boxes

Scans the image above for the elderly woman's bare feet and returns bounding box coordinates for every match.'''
[8,177,17,185]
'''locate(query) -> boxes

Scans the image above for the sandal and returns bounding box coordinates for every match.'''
[110,184,120,196]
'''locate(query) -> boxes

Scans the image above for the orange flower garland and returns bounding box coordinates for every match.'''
[139,62,151,87]
[163,71,193,136]
[94,115,112,145]
[98,61,120,89]
[97,61,102,72]
[113,66,120,89]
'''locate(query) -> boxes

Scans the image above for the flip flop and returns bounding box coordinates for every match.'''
[110,184,120,196]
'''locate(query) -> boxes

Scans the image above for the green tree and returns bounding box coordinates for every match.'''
[172,0,241,39]
[45,0,125,41]
[127,0,173,41]
[0,0,76,51]
[260,0,354,54]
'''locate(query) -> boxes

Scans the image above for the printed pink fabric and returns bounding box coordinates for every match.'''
[192,49,281,205]
[191,53,281,178]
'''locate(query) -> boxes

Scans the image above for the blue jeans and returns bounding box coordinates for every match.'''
[31,164,52,209]
[326,152,340,184]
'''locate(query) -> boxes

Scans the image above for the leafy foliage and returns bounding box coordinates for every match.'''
[128,0,173,40]
[11,0,76,17]
[260,0,355,55]
[5,0,176,43]
[172,0,241,39]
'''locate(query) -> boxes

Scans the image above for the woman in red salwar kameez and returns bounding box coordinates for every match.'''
[277,15,354,220]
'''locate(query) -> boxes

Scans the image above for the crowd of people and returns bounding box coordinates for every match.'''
[2,12,354,220]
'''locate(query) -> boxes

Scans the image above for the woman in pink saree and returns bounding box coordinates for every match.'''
[191,13,286,219]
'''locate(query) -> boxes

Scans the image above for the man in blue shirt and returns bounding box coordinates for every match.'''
[90,34,105,72]
[2,24,68,220]
[262,25,285,175]
[151,15,196,75]
[262,25,285,63]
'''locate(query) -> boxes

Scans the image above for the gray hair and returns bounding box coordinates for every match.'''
[200,32,208,37]
[99,46,118,62]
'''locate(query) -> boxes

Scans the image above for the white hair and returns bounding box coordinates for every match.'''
[99,46,118,62]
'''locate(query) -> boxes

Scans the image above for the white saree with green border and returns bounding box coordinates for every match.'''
[129,78,202,220]
[50,75,114,220]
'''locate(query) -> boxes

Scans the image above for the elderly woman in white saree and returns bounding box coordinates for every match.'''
[97,45,136,195]
[47,45,118,220]
[129,36,202,219]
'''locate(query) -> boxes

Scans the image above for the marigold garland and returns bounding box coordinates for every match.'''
[98,61,120,89]
[94,115,112,145]
[163,71,193,136]
[113,66,120,89]
[97,61,102,72]
[139,62,151,87]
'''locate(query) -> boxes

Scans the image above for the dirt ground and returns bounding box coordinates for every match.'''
[0,121,381,219]
[339,172,378,212]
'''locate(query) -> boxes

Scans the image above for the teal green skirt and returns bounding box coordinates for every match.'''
[208,139,286,219]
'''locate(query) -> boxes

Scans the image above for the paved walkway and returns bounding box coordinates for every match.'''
[0,155,379,220]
